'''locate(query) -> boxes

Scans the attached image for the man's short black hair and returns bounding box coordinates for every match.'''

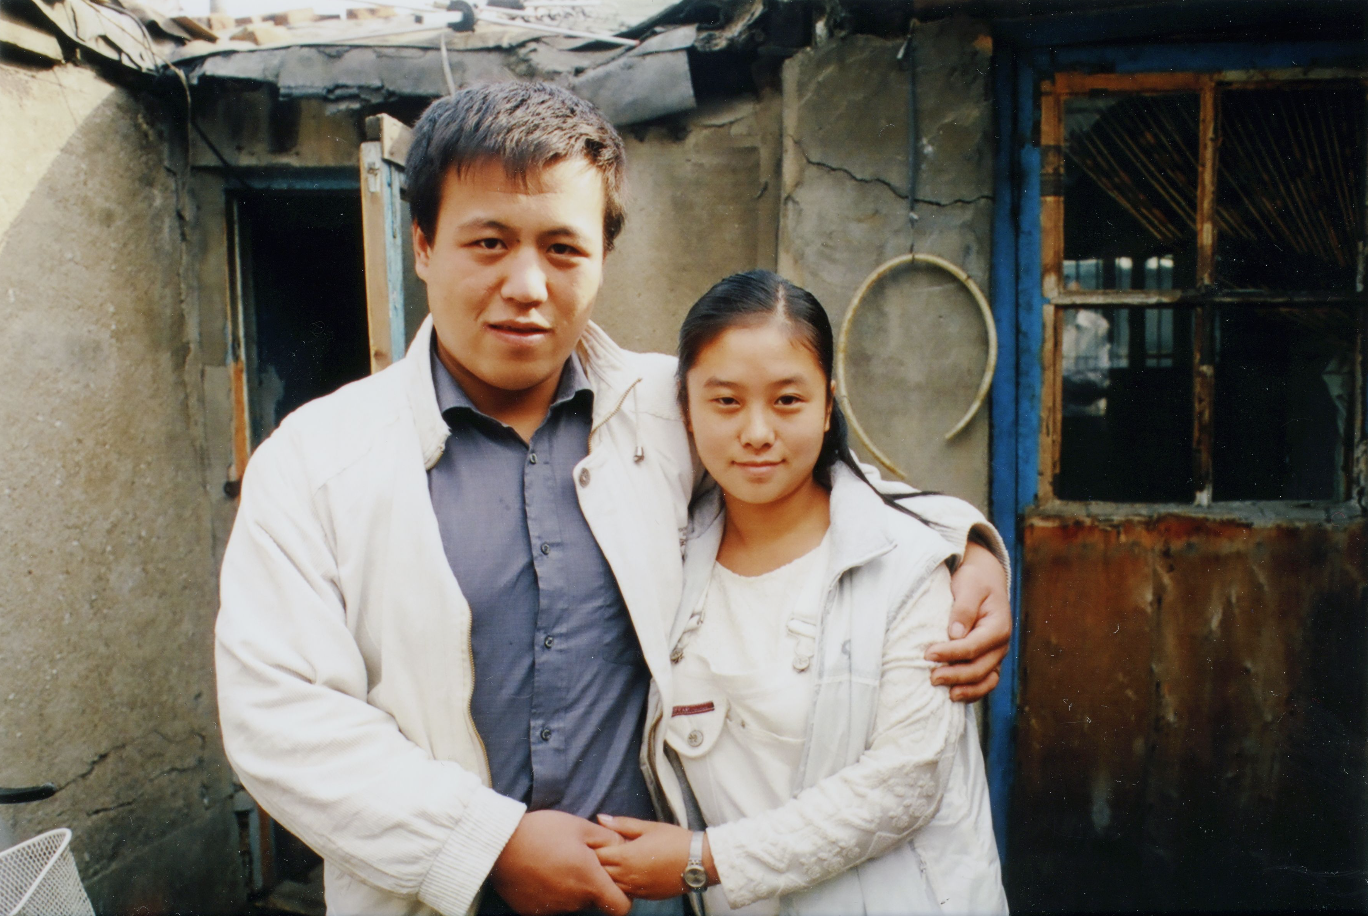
[406,81,627,250]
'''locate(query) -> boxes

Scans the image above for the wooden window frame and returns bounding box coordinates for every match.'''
[1037,69,1368,507]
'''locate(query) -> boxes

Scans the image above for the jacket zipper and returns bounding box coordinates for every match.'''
[585,378,641,456]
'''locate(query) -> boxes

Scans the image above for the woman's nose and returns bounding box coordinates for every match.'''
[739,407,775,448]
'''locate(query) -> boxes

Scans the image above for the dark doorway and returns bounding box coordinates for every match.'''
[234,191,372,446]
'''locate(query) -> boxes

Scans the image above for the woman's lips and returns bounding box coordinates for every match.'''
[734,460,781,477]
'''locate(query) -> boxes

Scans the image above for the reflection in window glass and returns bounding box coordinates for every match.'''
[1213,308,1356,501]
[1064,94,1198,290]
[1215,85,1364,292]
[1058,308,1194,501]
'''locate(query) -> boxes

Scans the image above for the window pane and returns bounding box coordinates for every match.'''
[1064,94,1199,291]
[1215,84,1365,292]
[1058,308,1194,501]
[1212,307,1356,501]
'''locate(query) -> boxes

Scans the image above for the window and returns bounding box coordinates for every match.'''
[1040,73,1364,504]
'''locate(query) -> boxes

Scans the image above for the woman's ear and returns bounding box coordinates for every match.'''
[824,382,835,432]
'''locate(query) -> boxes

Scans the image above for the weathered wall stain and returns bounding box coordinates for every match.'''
[0,60,243,913]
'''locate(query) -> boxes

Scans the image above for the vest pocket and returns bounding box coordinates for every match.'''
[664,677,728,759]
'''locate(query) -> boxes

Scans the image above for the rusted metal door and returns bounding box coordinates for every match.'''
[992,47,1368,911]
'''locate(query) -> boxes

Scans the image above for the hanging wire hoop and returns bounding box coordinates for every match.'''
[834,252,998,479]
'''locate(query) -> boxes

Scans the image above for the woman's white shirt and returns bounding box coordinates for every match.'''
[671,538,829,915]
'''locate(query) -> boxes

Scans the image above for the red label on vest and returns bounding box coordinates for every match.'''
[671,702,715,717]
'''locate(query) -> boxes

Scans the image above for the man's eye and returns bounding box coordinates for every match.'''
[549,243,582,257]
[472,238,503,250]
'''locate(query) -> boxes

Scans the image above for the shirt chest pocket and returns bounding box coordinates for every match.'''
[664,685,729,759]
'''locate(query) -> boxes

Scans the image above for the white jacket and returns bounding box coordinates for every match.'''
[650,467,1008,915]
[216,317,1004,916]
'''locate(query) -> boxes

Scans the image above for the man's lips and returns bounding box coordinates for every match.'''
[487,322,551,341]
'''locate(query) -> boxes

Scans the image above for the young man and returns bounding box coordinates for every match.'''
[215,82,1010,916]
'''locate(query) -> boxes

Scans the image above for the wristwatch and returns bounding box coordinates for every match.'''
[682,831,708,891]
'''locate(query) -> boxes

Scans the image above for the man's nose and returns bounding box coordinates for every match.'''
[501,248,548,305]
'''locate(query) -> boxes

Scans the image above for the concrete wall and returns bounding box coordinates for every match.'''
[595,91,782,355]
[779,20,994,508]
[0,59,244,913]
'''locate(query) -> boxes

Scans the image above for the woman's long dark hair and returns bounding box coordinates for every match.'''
[677,270,934,521]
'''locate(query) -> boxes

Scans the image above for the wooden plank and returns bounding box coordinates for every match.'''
[1036,304,1060,504]
[1192,306,1214,505]
[360,141,396,373]
[1049,288,1360,307]
[381,161,408,361]
[1039,85,1064,301]
[1052,71,1206,96]
[366,113,413,169]
[171,15,217,41]
[1195,77,1217,288]
[1037,81,1063,504]
[226,196,253,489]
[0,10,63,62]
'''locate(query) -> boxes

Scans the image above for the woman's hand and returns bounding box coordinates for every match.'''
[593,815,711,900]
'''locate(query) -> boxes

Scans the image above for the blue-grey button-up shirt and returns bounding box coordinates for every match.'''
[427,348,655,826]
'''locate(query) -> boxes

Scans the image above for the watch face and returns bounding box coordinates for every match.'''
[683,865,708,890]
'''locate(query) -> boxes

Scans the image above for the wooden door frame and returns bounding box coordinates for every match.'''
[985,31,1366,867]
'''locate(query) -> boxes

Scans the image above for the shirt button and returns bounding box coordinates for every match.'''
[540,727,552,741]
[528,453,538,465]
[578,468,591,486]
[543,635,554,649]
[540,542,550,556]
[687,729,703,748]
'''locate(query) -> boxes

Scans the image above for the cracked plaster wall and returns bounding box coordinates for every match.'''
[0,60,243,913]
[595,92,783,355]
[779,21,994,508]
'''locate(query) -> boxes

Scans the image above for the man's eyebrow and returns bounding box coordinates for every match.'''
[540,226,592,243]
[454,218,514,234]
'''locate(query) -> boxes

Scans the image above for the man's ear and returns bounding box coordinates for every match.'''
[412,222,432,280]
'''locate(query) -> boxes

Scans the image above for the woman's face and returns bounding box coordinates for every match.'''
[685,318,833,509]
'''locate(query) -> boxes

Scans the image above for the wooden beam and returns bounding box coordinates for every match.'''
[360,141,396,373]
[365,113,413,169]
[1195,76,1218,288]
[1052,71,1206,96]
[1192,306,1214,506]
[1040,83,1065,300]
[1038,303,1061,504]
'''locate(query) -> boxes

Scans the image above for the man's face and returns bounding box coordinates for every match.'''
[414,157,606,399]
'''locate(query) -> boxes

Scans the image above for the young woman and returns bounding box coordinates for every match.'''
[593,271,1007,915]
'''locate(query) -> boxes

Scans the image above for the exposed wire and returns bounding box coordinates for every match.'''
[438,30,456,94]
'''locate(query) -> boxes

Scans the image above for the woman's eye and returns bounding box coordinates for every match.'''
[712,397,739,407]
[776,395,804,406]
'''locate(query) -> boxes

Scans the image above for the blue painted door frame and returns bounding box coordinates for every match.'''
[983,28,1364,866]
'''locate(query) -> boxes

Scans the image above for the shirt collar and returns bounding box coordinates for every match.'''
[430,342,593,424]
